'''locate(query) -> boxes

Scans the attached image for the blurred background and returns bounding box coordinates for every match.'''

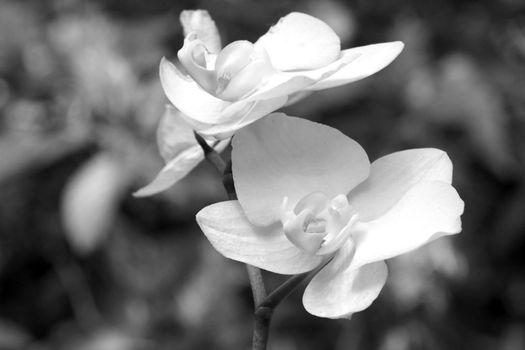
[1,0,525,349]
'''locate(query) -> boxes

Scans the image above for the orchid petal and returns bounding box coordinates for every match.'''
[180,10,222,53]
[242,52,354,102]
[303,242,387,319]
[307,41,404,91]
[156,105,198,162]
[348,148,453,221]
[215,43,276,101]
[284,91,312,106]
[349,181,464,269]
[233,114,370,226]
[244,74,314,102]
[159,58,231,125]
[255,12,341,71]
[196,200,322,274]
[134,145,203,197]
[199,96,288,139]
[177,34,218,94]
[134,106,231,196]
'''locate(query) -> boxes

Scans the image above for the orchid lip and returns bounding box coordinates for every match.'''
[179,36,276,101]
[214,44,275,101]
[280,192,359,256]
[178,33,217,94]
[316,214,358,256]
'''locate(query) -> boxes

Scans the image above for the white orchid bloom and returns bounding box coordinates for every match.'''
[163,11,404,139]
[196,114,464,319]
[137,10,404,196]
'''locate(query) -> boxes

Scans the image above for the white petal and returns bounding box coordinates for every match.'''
[196,200,322,274]
[180,10,222,53]
[307,41,404,91]
[134,108,230,197]
[197,96,288,139]
[135,105,232,197]
[233,114,370,226]
[214,138,231,153]
[255,12,341,71]
[284,91,312,106]
[303,242,387,319]
[245,74,315,101]
[134,145,204,197]
[156,105,198,162]
[159,58,231,125]
[350,181,464,269]
[243,53,353,102]
[177,34,218,94]
[349,148,453,221]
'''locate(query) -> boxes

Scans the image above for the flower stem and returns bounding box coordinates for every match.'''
[259,259,331,310]
[246,264,267,307]
[196,134,319,350]
[248,265,271,350]
[194,132,226,174]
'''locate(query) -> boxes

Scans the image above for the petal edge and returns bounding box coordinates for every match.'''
[307,41,404,90]
[197,200,322,274]
[350,180,464,269]
[303,246,388,319]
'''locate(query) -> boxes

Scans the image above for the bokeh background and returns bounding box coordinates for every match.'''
[1,0,525,349]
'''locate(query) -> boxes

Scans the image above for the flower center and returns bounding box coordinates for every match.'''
[178,35,275,101]
[214,41,274,101]
[280,192,359,255]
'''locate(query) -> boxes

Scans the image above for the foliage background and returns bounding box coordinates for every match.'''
[1,0,525,349]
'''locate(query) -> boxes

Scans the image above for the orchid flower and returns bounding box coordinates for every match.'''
[196,114,464,319]
[137,10,403,196]
[134,105,229,197]
[164,11,404,139]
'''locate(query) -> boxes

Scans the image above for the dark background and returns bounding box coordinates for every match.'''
[1,0,525,349]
